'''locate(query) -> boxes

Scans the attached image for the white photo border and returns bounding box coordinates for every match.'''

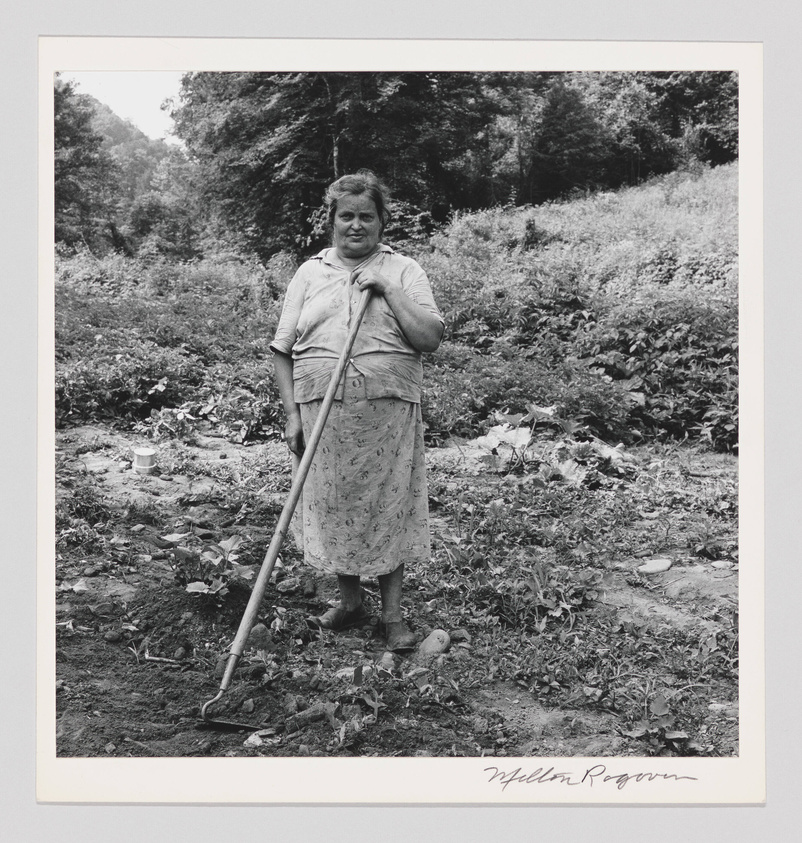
[37,36,764,805]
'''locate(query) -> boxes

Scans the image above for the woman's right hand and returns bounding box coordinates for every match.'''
[284,413,305,456]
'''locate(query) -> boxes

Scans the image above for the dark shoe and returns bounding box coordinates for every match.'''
[380,620,417,652]
[307,604,371,632]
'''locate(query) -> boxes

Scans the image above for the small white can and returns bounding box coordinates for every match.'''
[132,447,157,474]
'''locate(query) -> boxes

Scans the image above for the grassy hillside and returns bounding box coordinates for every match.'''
[416,163,738,450]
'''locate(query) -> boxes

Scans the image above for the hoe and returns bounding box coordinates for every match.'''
[200,288,372,730]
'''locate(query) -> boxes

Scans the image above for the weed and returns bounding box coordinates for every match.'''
[686,519,728,560]
[55,475,111,551]
[56,476,110,525]
[142,406,199,443]
[169,533,257,603]
[123,498,163,527]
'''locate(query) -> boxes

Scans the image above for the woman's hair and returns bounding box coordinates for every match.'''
[325,170,391,233]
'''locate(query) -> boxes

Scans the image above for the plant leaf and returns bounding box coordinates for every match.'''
[650,692,670,717]
[161,532,190,544]
[557,459,588,487]
[219,535,243,554]
[622,727,647,739]
[493,411,526,427]
[475,424,532,451]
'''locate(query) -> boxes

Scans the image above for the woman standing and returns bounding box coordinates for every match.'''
[270,172,444,651]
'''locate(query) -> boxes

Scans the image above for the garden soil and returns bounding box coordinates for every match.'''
[53,425,738,759]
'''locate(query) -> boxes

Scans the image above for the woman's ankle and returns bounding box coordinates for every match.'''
[337,575,362,611]
[381,613,404,625]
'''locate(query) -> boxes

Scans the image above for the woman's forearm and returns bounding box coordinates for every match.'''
[380,287,444,353]
[273,351,305,454]
[273,351,299,418]
[351,263,444,353]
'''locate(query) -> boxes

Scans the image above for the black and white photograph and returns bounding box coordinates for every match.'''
[36,37,764,805]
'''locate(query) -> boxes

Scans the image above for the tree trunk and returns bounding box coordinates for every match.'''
[332,136,341,179]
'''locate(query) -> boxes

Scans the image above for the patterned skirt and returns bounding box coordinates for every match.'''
[292,393,430,577]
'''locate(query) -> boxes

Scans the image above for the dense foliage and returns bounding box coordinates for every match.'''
[54,77,118,248]
[54,76,201,258]
[167,70,737,259]
[51,71,739,260]
[416,164,738,451]
[55,164,738,452]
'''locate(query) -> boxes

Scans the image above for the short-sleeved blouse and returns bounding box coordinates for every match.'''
[270,245,443,403]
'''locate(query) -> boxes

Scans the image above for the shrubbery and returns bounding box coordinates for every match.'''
[411,163,738,451]
[55,164,738,452]
[55,251,288,435]
[582,286,737,451]
[422,343,633,443]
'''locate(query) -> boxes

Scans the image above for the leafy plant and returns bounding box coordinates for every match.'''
[55,252,284,434]
[580,286,737,450]
[620,692,698,754]
[55,469,112,551]
[167,533,257,602]
[55,340,204,425]
[142,405,198,442]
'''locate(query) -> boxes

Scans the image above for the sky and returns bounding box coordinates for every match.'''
[62,71,185,143]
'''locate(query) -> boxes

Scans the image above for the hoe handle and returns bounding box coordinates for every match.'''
[217,288,373,691]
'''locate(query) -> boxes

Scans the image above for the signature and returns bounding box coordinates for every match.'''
[484,764,698,792]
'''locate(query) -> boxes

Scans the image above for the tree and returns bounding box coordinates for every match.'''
[89,99,173,204]
[645,71,738,165]
[125,149,201,258]
[527,77,612,203]
[486,73,551,205]
[53,76,118,248]
[169,70,739,259]
[55,87,204,258]
[171,72,503,257]
[575,72,677,188]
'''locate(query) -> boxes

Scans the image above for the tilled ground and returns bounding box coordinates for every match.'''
[53,425,739,758]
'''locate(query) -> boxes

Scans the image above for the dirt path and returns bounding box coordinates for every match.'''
[54,424,738,758]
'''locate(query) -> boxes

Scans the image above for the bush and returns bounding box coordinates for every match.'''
[580,287,738,451]
[410,163,738,451]
[55,250,289,435]
[422,342,632,443]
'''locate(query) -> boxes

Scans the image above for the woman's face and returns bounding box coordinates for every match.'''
[332,193,382,259]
